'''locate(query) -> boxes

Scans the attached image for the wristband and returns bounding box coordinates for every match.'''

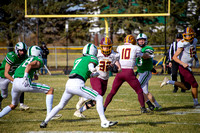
[24,72,29,78]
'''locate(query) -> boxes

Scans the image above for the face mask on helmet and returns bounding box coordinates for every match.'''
[100,37,112,56]
[82,43,98,56]
[15,42,27,59]
[124,35,136,45]
[183,27,195,42]
[28,46,43,57]
[136,33,148,47]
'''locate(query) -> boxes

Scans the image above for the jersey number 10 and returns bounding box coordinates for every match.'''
[121,48,131,59]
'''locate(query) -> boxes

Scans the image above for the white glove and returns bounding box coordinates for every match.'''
[149,54,155,58]
[196,60,199,68]
[22,72,30,87]
[136,52,144,57]
[90,72,100,78]
[22,77,30,87]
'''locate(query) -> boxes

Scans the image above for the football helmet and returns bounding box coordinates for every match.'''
[15,42,27,58]
[124,35,136,45]
[182,27,195,42]
[100,37,112,56]
[82,43,98,56]
[136,33,148,47]
[28,46,43,57]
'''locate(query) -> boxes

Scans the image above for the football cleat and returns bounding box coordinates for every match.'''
[193,104,200,109]
[76,97,86,110]
[51,114,62,120]
[19,104,30,111]
[141,107,148,113]
[154,105,162,111]
[148,105,155,111]
[74,110,85,118]
[40,121,47,128]
[101,121,118,128]
[160,77,169,88]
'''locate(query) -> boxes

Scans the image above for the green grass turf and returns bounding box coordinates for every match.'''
[0,74,200,133]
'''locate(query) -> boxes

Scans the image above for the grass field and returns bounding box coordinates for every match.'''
[0,74,200,133]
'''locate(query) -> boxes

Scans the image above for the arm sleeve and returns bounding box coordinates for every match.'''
[88,63,96,72]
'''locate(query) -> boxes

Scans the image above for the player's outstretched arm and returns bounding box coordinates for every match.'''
[25,61,41,73]
[4,63,14,81]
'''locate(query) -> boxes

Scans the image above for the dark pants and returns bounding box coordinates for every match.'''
[171,61,179,91]
[41,58,47,74]
[104,69,145,108]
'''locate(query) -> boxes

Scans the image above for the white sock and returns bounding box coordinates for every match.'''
[153,100,160,107]
[45,104,61,123]
[20,103,23,106]
[193,98,198,105]
[46,94,54,115]
[167,80,175,85]
[0,106,12,118]
[95,95,107,122]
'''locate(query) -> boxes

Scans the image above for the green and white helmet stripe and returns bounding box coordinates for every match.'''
[136,33,148,46]
[28,45,42,57]
[15,42,28,55]
[83,43,98,56]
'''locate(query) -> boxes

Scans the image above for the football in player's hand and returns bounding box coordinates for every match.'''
[108,64,118,73]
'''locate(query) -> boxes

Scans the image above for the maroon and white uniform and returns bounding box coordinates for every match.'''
[178,38,198,67]
[90,50,120,96]
[177,38,198,88]
[104,44,145,108]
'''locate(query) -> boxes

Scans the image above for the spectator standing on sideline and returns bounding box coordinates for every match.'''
[168,33,185,93]
[40,42,49,75]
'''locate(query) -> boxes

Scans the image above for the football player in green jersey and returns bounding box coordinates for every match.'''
[0,46,61,119]
[0,42,29,111]
[136,33,162,111]
[40,43,118,128]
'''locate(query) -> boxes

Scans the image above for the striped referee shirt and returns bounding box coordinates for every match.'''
[168,41,178,61]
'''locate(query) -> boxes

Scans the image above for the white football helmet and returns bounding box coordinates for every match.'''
[82,43,98,56]
[136,33,148,47]
[15,42,28,58]
[28,46,42,57]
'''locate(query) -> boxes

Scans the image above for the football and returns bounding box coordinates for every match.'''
[108,64,118,73]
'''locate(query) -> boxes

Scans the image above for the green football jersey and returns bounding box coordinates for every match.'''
[70,55,98,81]
[14,56,44,79]
[0,51,27,78]
[136,46,154,73]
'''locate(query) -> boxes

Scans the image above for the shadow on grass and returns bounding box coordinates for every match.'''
[159,105,193,112]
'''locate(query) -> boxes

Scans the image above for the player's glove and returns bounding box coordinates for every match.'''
[90,72,100,78]
[136,52,144,57]
[22,77,30,87]
[108,64,118,73]
[22,72,30,87]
